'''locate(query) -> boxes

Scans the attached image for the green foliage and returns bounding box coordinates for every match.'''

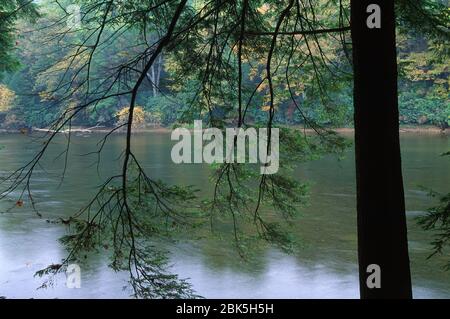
[36,164,202,298]
[145,87,196,126]
[396,0,449,40]
[399,89,449,127]
[202,127,348,255]
[417,152,450,270]
[397,26,449,128]
[418,192,450,270]
[0,0,39,78]
[0,1,448,129]
[87,98,119,126]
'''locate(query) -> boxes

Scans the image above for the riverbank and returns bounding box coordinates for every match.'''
[331,126,448,135]
[0,125,447,135]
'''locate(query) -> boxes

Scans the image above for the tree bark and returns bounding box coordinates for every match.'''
[351,0,413,298]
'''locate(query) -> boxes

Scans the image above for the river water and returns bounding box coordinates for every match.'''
[0,132,448,298]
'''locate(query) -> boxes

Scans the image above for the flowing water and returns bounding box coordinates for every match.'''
[0,132,448,298]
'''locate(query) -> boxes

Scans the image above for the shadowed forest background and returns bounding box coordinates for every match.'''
[0,0,449,299]
[0,1,448,130]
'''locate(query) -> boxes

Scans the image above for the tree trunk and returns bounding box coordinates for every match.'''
[351,0,413,298]
[156,54,163,96]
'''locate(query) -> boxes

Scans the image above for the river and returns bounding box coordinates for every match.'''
[0,132,449,298]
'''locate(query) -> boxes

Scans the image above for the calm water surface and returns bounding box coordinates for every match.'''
[0,132,448,298]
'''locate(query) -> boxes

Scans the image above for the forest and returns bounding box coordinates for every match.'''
[0,0,449,301]
[0,0,448,131]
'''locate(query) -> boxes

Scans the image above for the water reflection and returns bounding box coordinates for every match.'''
[0,132,449,298]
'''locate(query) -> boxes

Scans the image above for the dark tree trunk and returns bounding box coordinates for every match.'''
[351,1,413,298]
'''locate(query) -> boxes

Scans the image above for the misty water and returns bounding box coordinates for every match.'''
[0,132,449,298]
